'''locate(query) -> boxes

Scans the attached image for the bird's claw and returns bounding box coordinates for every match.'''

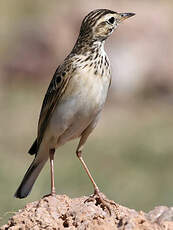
[85,191,120,218]
[42,192,56,199]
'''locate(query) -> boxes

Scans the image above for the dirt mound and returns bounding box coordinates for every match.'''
[1,194,173,230]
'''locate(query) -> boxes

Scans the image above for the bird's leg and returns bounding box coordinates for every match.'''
[76,149,120,216]
[76,150,100,193]
[76,121,120,216]
[76,132,120,216]
[76,128,100,194]
[49,148,56,196]
[76,149,114,215]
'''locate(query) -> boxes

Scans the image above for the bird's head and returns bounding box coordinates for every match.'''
[80,9,135,42]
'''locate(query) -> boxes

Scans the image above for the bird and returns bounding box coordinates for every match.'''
[15,9,135,212]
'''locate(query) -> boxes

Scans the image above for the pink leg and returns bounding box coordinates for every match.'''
[49,149,56,196]
[76,150,120,216]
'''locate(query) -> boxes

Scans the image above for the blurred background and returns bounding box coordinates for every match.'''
[0,0,173,225]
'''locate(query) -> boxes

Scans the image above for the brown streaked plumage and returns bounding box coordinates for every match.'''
[15,9,135,214]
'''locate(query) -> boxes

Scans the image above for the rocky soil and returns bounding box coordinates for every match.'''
[1,194,173,230]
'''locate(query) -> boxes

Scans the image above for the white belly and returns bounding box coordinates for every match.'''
[47,69,110,147]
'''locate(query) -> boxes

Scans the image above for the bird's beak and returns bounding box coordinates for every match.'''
[116,12,135,23]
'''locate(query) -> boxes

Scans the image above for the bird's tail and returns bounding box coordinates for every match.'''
[14,156,47,199]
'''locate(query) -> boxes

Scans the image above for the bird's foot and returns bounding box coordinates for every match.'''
[85,189,120,218]
[42,191,56,199]
[36,191,56,209]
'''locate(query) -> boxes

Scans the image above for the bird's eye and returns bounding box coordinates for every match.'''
[108,17,115,24]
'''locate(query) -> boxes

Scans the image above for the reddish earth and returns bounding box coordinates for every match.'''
[1,194,173,230]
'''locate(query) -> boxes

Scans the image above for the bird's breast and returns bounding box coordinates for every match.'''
[62,67,111,115]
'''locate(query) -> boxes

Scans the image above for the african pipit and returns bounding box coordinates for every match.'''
[15,9,135,213]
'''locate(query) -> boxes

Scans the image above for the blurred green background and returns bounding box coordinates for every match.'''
[1,0,173,225]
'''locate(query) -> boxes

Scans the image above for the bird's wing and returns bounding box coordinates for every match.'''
[36,66,73,152]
